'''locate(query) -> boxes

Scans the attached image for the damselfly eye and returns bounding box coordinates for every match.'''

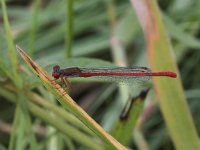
[53,65,60,72]
[52,65,61,79]
[53,73,60,79]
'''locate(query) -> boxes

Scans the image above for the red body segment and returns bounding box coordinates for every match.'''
[78,71,177,78]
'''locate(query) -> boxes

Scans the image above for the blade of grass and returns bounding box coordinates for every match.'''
[164,14,200,49]
[18,95,38,150]
[29,92,95,136]
[131,0,200,149]
[8,102,20,150]
[133,100,155,150]
[29,0,40,56]
[0,59,13,80]
[16,109,26,150]
[28,103,101,150]
[0,86,102,150]
[65,0,74,58]
[0,0,22,88]
[111,89,148,146]
[15,94,38,150]
[16,46,127,150]
[63,136,76,150]
[133,128,149,150]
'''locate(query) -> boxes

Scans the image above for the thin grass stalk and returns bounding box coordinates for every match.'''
[0,87,102,150]
[28,92,95,136]
[0,0,22,87]
[65,0,74,58]
[8,102,20,150]
[3,83,94,136]
[133,128,149,150]
[63,136,76,150]
[29,0,40,56]
[106,0,130,105]
[28,103,102,150]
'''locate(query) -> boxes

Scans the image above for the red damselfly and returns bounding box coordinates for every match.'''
[52,65,177,87]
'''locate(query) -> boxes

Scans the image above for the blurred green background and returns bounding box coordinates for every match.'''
[0,0,200,149]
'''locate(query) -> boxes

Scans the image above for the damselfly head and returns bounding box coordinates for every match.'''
[52,65,61,79]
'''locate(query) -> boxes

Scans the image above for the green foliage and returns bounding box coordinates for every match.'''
[0,0,200,149]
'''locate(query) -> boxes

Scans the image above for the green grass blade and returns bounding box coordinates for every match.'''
[65,0,74,58]
[111,89,148,146]
[0,59,13,80]
[1,0,22,88]
[0,87,101,150]
[164,14,200,49]
[29,103,101,150]
[29,0,40,56]
[8,103,20,150]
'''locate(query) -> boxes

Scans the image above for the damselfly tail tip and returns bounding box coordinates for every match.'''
[152,71,177,78]
[167,72,177,78]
